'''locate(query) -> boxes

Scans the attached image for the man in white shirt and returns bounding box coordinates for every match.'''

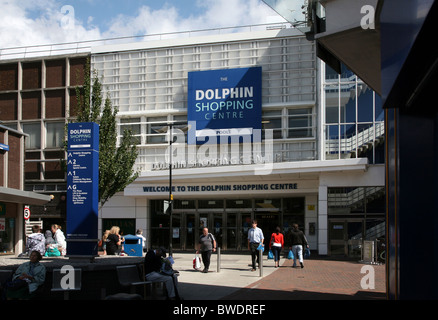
[136,229,147,254]
[247,220,264,271]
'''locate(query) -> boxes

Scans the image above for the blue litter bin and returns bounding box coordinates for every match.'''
[123,234,143,256]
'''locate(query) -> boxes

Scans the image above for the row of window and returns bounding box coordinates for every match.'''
[322,63,384,164]
[151,197,305,213]
[0,105,315,152]
[118,106,315,146]
[4,122,64,149]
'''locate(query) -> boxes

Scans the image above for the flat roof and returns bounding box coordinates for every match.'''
[92,28,302,55]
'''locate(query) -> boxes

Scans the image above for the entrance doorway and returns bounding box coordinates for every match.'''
[254,198,281,243]
[254,211,280,239]
[183,213,196,250]
[150,197,305,251]
[223,212,251,250]
[328,219,364,258]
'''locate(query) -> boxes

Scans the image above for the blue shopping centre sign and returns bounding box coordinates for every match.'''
[187,67,262,144]
[66,122,99,256]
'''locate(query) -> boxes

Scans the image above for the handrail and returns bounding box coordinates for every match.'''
[325,122,384,155]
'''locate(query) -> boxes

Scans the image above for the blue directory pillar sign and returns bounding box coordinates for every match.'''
[66,122,99,256]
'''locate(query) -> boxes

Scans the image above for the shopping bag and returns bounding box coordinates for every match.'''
[304,248,311,259]
[257,243,264,252]
[287,249,294,260]
[268,250,274,259]
[193,254,201,270]
[45,245,61,257]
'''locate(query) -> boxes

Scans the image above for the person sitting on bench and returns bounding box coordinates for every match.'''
[143,247,179,300]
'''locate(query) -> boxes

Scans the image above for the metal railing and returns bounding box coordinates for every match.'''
[325,121,384,157]
[0,22,291,61]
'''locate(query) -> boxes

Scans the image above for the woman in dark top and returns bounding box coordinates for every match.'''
[106,226,123,255]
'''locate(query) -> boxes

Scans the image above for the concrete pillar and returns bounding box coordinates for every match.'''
[318,185,328,255]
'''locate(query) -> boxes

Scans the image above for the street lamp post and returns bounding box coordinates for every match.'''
[168,123,173,257]
[163,122,190,257]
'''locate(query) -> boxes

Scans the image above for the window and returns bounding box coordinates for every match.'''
[172,115,188,143]
[147,116,168,144]
[323,62,384,163]
[288,108,313,138]
[262,110,282,139]
[46,122,65,148]
[120,117,141,145]
[22,123,41,149]
[198,199,224,209]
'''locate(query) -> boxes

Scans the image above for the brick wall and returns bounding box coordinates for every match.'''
[6,132,21,189]
[0,93,18,120]
[22,62,41,90]
[24,151,41,180]
[70,57,87,86]
[45,59,66,88]
[45,89,65,118]
[0,63,18,90]
[22,91,41,119]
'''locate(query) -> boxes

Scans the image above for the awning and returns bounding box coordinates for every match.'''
[0,187,51,205]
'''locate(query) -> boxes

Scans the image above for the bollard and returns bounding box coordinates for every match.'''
[217,247,221,273]
[259,247,263,277]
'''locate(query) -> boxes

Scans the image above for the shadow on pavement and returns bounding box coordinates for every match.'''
[177,281,386,301]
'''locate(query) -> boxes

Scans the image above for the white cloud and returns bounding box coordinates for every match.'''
[101,0,284,41]
[0,0,102,49]
[0,0,283,51]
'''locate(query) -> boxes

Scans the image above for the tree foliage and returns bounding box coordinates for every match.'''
[70,59,139,206]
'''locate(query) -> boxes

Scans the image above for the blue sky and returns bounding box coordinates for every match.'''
[0,0,285,48]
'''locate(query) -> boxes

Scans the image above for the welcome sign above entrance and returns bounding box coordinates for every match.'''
[187,67,262,145]
[143,183,298,194]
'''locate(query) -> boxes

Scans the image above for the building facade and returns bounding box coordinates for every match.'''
[0,54,88,238]
[0,25,385,256]
[0,124,51,254]
[91,27,385,256]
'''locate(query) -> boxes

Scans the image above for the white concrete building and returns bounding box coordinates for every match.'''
[91,26,384,256]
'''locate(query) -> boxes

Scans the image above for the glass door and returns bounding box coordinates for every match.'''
[240,214,252,250]
[329,220,346,255]
[347,221,363,258]
[213,212,223,250]
[185,214,196,250]
[171,213,181,250]
[226,213,237,250]
[254,212,280,240]
[329,219,364,257]
[226,199,252,251]
[254,198,281,243]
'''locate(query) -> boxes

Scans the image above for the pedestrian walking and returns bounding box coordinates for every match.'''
[269,226,284,268]
[196,227,216,273]
[247,220,264,271]
[287,223,308,268]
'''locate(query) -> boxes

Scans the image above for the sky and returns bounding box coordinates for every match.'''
[0,0,286,49]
